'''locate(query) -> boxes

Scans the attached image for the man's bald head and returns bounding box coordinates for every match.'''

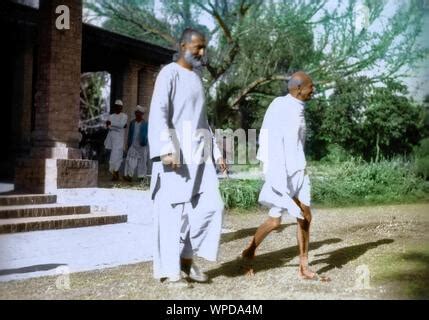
[287,71,314,102]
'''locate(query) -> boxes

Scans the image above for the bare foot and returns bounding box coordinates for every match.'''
[298,266,317,280]
[298,266,331,282]
[243,266,254,276]
[240,248,255,276]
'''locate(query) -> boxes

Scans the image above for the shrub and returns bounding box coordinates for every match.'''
[415,157,429,180]
[311,158,428,206]
[320,144,352,164]
[414,138,429,180]
[219,179,263,209]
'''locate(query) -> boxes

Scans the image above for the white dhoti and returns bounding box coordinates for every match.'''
[124,145,148,178]
[151,162,223,280]
[152,180,223,280]
[108,146,123,173]
[264,170,311,219]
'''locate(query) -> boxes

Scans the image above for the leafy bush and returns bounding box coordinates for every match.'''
[415,157,429,180]
[219,179,263,209]
[414,138,429,180]
[320,144,353,164]
[219,159,428,209]
[311,159,428,206]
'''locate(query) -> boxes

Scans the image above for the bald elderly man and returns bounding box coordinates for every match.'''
[241,72,329,281]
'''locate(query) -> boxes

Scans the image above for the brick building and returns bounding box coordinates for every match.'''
[0,0,174,193]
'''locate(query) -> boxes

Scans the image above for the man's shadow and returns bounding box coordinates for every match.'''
[206,238,342,279]
[221,223,295,244]
[0,264,67,276]
[310,239,394,274]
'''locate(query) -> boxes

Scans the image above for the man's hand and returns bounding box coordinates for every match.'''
[106,120,111,128]
[161,153,181,170]
[218,157,228,174]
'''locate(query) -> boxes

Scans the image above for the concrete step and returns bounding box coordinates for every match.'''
[0,204,91,219]
[0,194,57,206]
[0,212,128,234]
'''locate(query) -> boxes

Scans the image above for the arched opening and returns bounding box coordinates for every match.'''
[79,71,111,163]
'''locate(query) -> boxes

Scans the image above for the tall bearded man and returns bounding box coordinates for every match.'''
[148,28,227,286]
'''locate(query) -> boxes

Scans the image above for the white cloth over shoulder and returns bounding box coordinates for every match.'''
[257,94,308,219]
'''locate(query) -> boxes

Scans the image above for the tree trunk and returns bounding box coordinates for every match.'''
[375,132,380,163]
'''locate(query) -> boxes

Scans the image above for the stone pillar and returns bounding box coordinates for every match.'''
[110,69,124,111]
[11,41,33,157]
[138,65,158,121]
[31,0,82,159]
[122,61,140,122]
[15,0,98,193]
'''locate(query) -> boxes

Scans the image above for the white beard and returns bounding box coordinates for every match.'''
[184,50,203,68]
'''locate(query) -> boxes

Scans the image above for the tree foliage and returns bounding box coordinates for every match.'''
[314,78,424,160]
[84,0,428,159]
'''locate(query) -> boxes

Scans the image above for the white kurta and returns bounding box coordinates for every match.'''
[104,112,128,172]
[148,62,224,279]
[125,121,148,178]
[257,94,309,219]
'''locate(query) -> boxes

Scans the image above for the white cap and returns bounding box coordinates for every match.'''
[114,99,123,106]
[135,105,147,113]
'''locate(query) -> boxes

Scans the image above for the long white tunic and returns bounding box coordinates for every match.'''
[104,112,128,172]
[148,62,224,279]
[257,94,308,218]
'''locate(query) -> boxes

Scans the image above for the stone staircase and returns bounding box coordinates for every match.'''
[0,194,127,234]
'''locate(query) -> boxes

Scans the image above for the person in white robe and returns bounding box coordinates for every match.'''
[104,99,128,181]
[148,28,227,286]
[241,72,329,281]
[124,105,149,181]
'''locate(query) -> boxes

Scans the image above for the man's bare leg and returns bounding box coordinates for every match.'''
[241,217,281,275]
[295,203,317,279]
[294,198,329,281]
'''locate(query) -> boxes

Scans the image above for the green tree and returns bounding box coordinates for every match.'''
[84,0,427,129]
[320,78,423,160]
[80,72,109,125]
[321,76,370,157]
[364,80,422,160]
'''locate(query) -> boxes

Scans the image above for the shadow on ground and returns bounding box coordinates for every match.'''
[0,264,67,276]
[221,223,295,244]
[207,238,342,279]
[311,239,394,274]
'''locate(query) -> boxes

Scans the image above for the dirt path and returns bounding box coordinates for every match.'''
[0,203,428,300]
